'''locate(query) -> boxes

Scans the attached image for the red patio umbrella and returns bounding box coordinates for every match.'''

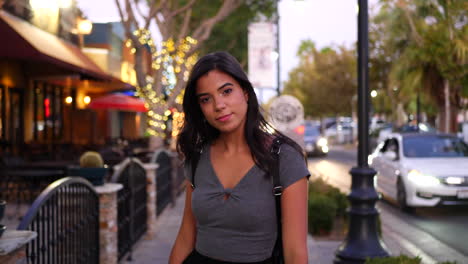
[88,93,148,112]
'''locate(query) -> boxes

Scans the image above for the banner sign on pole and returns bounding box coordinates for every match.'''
[248,22,275,89]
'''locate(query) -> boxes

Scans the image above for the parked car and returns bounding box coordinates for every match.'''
[325,122,355,144]
[396,122,436,133]
[369,133,468,212]
[304,124,328,156]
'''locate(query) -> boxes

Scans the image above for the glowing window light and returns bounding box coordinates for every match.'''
[44,98,50,117]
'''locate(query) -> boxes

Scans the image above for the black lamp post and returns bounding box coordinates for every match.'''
[334,0,390,263]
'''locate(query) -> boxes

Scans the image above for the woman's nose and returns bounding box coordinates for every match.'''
[214,97,226,110]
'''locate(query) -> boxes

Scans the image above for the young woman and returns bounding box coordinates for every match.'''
[169,51,309,264]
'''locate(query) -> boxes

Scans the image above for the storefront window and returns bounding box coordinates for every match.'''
[34,83,63,142]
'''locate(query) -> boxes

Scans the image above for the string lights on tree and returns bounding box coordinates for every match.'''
[125,28,198,138]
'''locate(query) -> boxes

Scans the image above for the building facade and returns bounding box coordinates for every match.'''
[0,0,132,161]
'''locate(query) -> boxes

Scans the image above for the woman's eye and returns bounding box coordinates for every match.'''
[199,97,210,104]
[222,88,233,95]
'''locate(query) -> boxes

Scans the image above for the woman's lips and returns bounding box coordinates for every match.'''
[216,114,232,122]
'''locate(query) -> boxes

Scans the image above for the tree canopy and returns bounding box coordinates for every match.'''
[369,0,468,131]
[115,0,275,140]
[283,40,356,118]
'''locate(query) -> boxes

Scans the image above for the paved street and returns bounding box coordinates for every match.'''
[308,145,468,263]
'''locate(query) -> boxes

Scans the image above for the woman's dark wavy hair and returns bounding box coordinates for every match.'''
[177,51,304,173]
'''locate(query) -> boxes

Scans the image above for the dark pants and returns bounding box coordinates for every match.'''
[183,250,273,264]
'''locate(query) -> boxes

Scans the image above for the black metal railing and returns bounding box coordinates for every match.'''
[155,151,173,216]
[111,158,147,261]
[17,177,99,264]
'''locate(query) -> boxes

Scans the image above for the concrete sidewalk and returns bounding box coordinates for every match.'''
[126,192,466,264]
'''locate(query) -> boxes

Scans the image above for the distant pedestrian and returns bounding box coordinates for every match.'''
[169,51,309,264]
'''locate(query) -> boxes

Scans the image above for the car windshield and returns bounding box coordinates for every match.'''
[305,126,320,137]
[403,136,468,157]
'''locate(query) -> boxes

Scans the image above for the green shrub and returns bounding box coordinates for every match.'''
[79,151,104,168]
[308,178,349,217]
[308,177,333,195]
[308,194,337,235]
[365,255,422,264]
[325,187,348,217]
[365,256,457,264]
[308,178,350,235]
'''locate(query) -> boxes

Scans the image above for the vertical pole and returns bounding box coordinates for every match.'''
[357,0,369,167]
[59,87,64,139]
[52,86,56,142]
[70,89,76,144]
[416,92,420,131]
[276,0,281,96]
[78,34,84,49]
[43,84,48,142]
[33,81,38,141]
[334,1,389,263]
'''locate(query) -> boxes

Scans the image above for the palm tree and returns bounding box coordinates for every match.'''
[375,0,468,132]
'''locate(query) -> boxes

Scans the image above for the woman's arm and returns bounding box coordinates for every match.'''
[281,177,309,264]
[169,183,197,264]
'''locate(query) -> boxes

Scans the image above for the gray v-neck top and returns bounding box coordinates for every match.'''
[186,143,310,262]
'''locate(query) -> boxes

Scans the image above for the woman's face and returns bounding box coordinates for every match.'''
[196,69,249,134]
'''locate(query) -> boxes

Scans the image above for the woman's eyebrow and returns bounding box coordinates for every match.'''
[196,83,234,98]
[217,82,233,91]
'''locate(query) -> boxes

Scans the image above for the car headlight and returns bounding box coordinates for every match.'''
[317,137,328,147]
[407,169,440,186]
[445,177,464,185]
[321,145,329,153]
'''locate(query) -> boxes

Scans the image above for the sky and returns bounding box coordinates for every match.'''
[78,0,379,101]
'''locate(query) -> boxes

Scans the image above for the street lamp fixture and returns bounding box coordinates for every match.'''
[75,18,93,48]
[370,90,377,98]
[77,18,93,35]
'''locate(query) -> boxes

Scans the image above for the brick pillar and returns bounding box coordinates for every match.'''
[143,163,159,239]
[95,183,123,264]
[0,230,36,264]
[0,247,26,264]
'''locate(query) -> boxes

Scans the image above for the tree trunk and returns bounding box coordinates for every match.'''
[444,79,450,133]
[395,103,406,127]
[437,101,459,134]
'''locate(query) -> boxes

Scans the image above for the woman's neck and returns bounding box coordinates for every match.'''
[214,132,248,154]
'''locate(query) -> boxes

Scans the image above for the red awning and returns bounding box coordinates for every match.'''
[0,10,118,82]
[88,93,148,112]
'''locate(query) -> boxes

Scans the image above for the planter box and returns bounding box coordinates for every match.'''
[67,168,108,186]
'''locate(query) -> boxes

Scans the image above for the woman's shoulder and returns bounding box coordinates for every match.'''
[279,142,305,162]
[270,135,304,156]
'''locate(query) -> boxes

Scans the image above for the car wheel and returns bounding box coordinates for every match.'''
[397,178,414,213]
